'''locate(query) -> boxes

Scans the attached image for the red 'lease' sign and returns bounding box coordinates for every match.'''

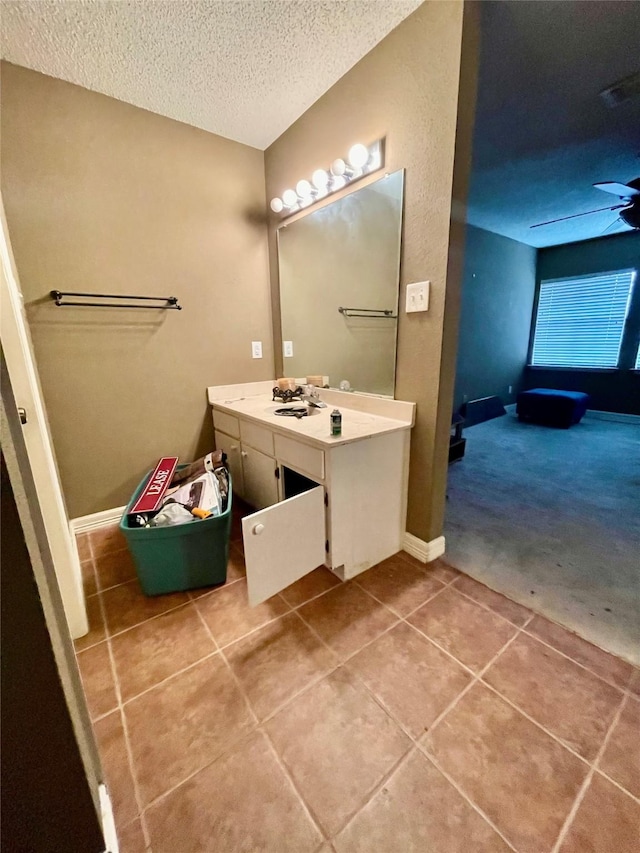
[129,457,179,515]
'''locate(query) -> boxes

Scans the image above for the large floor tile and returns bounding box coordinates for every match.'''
[101,580,189,636]
[73,594,106,652]
[526,615,634,690]
[347,622,471,738]
[355,555,445,616]
[146,731,322,853]
[76,532,92,562]
[559,772,640,853]
[408,587,517,672]
[398,553,461,584]
[225,542,246,580]
[81,559,98,597]
[483,632,623,760]
[598,696,640,798]
[279,567,341,608]
[111,603,216,701]
[225,612,337,720]
[335,749,511,853]
[90,524,127,560]
[266,667,410,836]
[453,574,531,626]
[195,578,289,647]
[124,655,255,805]
[95,547,137,591]
[422,683,588,853]
[94,710,138,828]
[117,819,147,853]
[77,641,118,720]
[298,583,398,660]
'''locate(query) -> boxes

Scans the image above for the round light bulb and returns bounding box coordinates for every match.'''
[330,158,347,177]
[296,179,312,198]
[348,143,369,169]
[312,169,329,190]
[270,197,284,213]
[282,188,298,208]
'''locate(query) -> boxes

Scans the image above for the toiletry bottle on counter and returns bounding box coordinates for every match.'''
[331,409,342,437]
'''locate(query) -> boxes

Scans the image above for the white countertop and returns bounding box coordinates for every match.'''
[209,388,414,450]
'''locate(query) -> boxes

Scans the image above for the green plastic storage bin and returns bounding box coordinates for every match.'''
[119,465,232,596]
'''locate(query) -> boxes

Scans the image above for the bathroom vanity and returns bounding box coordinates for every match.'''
[208,381,415,605]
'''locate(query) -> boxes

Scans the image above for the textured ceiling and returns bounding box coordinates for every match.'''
[0,0,422,150]
[469,1,640,247]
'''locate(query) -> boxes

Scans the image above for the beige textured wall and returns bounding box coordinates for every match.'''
[265,1,474,542]
[1,62,273,518]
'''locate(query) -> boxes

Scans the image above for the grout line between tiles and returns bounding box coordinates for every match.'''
[350,575,448,620]
[119,651,219,708]
[519,625,635,693]
[261,727,330,843]
[550,690,630,853]
[139,728,260,817]
[417,616,531,739]
[478,679,592,769]
[329,739,417,841]
[422,750,520,852]
[97,591,152,851]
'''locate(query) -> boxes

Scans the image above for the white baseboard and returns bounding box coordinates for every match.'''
[402,532,446,564]
[70,505,125,535]
[99,783,119,853]
[585,409,640,425]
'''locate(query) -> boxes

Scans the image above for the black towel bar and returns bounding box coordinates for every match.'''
[50,291,182,310]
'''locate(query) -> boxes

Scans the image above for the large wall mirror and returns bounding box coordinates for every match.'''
[277,169,404,397]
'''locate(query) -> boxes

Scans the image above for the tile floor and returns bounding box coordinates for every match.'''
[75,504,640,853]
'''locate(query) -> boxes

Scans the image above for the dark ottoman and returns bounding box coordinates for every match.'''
[517,389,590,428]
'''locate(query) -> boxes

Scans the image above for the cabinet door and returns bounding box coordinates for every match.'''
[241,445,278,510]
[243,486,326,606]
[214,430,244,499]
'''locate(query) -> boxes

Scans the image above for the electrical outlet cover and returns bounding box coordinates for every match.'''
[283,340,293,358]
[251,341,262,359]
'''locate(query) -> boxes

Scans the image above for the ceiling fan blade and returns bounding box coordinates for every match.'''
[530,204,625,229]
[601,217,626,236]
[593,181,640,198]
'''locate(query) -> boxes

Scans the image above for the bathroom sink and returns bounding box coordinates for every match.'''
[273,406,308,418]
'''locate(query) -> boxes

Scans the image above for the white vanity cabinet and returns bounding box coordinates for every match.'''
[208,382,415,607]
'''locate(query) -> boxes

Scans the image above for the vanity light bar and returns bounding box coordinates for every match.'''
[270,140,384,217]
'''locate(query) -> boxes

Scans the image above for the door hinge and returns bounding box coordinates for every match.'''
[274,467,280,479]
[324,493,328,508]
[325,540,329,553]
[18,407,27,425]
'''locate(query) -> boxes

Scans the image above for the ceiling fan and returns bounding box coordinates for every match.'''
[531,178,640,232]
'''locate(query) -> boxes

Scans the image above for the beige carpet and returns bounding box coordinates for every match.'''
[444,413,640,665]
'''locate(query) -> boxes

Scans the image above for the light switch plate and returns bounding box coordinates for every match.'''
[283,340,294,358]
[251,341,262,359]
[406,281,430,313]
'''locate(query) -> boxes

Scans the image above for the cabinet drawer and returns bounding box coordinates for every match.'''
[274,435,324,481]
[240,421,274,457]
[212,410,240,439]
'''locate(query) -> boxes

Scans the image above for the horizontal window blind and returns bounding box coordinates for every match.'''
[531,270,635,368]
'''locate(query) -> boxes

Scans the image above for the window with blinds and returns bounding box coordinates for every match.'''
[531,269,635,368]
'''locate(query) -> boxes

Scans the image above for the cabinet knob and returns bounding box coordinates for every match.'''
[252,523,265,536]
[241,451,248,458]
[231,444,238,451]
